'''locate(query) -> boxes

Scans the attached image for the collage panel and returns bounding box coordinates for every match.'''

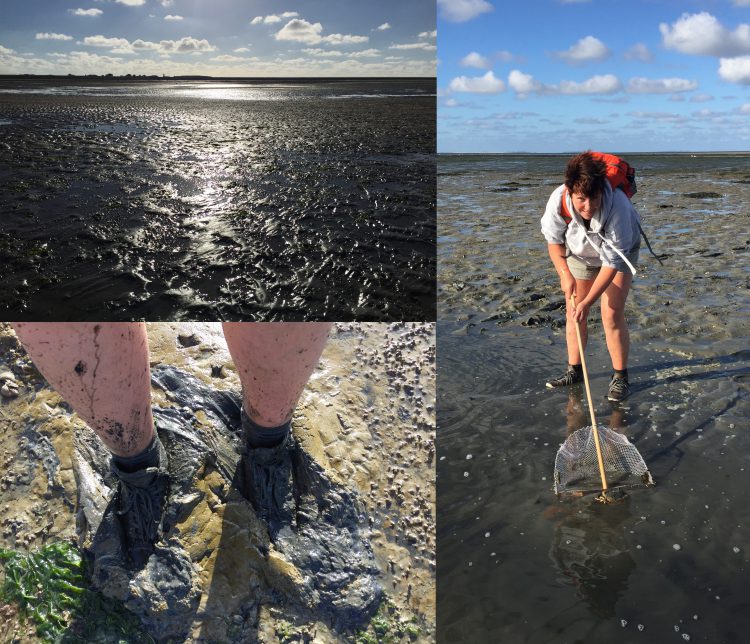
[438,2,750,643]
[0,1,436,322]
[0,1,437,643]
[0,321,435,641]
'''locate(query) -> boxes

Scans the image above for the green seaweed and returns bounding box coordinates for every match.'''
[0,541,152,643]
[353,596,424,643]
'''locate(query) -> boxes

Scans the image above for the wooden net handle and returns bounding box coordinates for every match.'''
[571,294,608,493]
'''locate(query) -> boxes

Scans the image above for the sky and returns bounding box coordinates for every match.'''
[0,0,435,77]
[438,0,750,152]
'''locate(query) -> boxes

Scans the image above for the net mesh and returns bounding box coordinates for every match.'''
[554,425,654,495]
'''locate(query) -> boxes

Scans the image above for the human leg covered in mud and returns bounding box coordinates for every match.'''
[11,322,168,570]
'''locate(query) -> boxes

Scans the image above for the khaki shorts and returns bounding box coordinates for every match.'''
[567,248,640,281]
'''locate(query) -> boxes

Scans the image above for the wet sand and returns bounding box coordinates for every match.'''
[0,322,435,642]
[438,154,750,642]
[0,79,436,321]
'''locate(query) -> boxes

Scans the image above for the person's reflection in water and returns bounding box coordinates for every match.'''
[548,386,636,618]
[565,386,626,436]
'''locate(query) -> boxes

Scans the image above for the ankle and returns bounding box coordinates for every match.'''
[242,408,291,449]
[111,434,163,474]
[613,368,628,381]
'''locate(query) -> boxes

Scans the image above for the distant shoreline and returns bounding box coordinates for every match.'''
[0,74,435,83]
[438,151,750,156]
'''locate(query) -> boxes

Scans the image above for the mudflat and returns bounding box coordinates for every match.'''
[438,153,750,643]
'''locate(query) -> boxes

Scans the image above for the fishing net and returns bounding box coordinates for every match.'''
[554,425,654,495]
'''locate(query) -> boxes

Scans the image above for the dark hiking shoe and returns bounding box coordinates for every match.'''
[546,366,583,389]
[607,375,630,402]
[110,438,169,570]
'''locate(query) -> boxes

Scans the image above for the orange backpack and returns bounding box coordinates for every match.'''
[559,152,637,224]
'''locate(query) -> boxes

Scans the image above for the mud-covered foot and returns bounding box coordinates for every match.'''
[150,364,382,630]
[110,437,169,570]
[237,421,382,629]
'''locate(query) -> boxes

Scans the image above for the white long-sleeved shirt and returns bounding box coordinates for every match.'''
[540,181,642,272]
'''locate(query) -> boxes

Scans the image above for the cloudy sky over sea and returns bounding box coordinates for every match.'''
[439,0,750,152]
[0,0,435,77]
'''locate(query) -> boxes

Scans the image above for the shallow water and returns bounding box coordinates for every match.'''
[0,79,435,320]
[437,153,750,643]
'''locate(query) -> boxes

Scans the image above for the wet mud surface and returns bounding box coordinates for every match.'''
[0,79,436,321]
[438,154,750,643]
[0,322,435,642]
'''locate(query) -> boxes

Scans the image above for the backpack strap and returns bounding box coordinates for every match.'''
[559,188,572,225]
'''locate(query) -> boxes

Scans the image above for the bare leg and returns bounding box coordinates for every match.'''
[566,278,594,365]
[222,322,332,428]
[600,271,632,371]
[11,322,154,457]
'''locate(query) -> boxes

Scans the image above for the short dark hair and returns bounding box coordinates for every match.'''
[564,151,607,198]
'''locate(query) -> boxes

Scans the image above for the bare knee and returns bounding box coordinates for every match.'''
[601,302,625,332]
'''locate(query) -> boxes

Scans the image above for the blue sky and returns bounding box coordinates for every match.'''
[0,0,435,77]
[438,0,750,152]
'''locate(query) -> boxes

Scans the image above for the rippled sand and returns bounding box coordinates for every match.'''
[0,79,435,320]
[438,154,750,642]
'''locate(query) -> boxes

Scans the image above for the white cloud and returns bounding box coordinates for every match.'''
[660,12,750,57]
[449,70,505,94]
[389,42,435,51]
[83,35,133,51]
[274,19,367,46]
[496,50,514,62]
[36,33,73,41]
[377,23,391,31]
[211,55,245,62]
[302,48,344,58]
[719,55,750,83]
[690,93,714,103]
[628,111,685,122]
[0,44,15,55]
[739,103,750,113]
[555,35,610,64]
[557,74,620,94]
[460,52,490,69]
[627,77,698,93]
[234,47,250,53]
[324,34,369,45]
[508,69,542,96]
[252,12,300,26]
[734,0,750,6]
[437,0,493,23]
[82,35,216,55]
[506,70,621,96]
[71,8,103,16]
[348,49,380,58]
[160,0,174,6]
[164,15,183,21]
[624,43,653,62]
[419,30,437,39]
[116,0,145,5]
[275,19,324,44]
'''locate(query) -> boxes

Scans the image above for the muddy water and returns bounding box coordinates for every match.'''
[437,154,750,643]
[0,79,435,321]
[0,322,435,642]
